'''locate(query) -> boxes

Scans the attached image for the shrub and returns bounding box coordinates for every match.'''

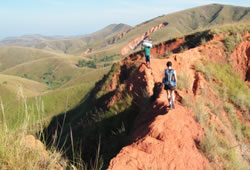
[223,33,243,57]
[177,71,192,91]
[76,59,97,69]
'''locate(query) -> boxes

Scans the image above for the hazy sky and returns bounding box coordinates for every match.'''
[0,0,249,39]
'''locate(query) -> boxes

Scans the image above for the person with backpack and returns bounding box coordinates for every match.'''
[142,37,152,68]
[163,61,177,109]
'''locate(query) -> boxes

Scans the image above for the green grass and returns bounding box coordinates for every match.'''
[181,95,209,126]
[194,59,250,168]
[95,62,121,99]
[224,103,250,141]
[200,124,249,169]
[0,80,93,130]
[0,46,58,72]
[3,56,91,89]
[195,61,250,110]
[0,74,47,97]
[223,32,243,57]
[211,23,250,35]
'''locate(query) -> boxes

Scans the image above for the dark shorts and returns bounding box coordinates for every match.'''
[164,84,176,91]
[146,55,150,62]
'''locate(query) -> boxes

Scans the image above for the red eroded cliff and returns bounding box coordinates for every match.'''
[230,33,250,82]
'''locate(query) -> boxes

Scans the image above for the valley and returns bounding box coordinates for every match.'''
[0,3,249,170]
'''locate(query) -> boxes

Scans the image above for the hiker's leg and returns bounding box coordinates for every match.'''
[171,90,175,104]
[171,90,175,108]
[167,90,172,106]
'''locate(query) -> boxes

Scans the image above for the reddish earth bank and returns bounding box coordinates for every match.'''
[231,38,250,82]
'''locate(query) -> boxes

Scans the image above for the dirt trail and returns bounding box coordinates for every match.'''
[108,58,210,170]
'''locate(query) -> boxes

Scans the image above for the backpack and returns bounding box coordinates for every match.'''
[163,69,176,87]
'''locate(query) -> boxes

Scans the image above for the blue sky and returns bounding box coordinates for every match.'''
[0,0,249,39]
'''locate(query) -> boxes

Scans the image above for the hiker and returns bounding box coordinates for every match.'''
[163,61,177,109]
[142,38,152,68]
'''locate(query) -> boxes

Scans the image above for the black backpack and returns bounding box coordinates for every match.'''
[164,69,175,87]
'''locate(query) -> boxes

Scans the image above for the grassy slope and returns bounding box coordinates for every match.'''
[0,46,60,72]
[0,74,47,97]
[80,4,250,58]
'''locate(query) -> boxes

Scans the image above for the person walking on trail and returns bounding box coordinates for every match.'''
[163,61,177,109]
[142,38,152,68]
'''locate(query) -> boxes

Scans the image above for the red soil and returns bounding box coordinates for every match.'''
[108,56,210,169]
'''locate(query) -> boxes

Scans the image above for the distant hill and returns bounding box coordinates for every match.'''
[0,24,132,54]
[2,4,249,57]
[0,34,80,46]
[78,4,250,57]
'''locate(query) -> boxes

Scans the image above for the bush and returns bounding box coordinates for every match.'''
[76,59,97,69]
[177,71,192,91]
[223,33,243,57]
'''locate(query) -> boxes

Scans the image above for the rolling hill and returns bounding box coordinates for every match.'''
[0,24,132,54]
[0,34,80,47]
[76,4,250,57]
[0,74,47,97]
[0,46,61,72]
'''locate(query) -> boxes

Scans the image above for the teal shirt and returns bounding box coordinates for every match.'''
[144,47,151,56]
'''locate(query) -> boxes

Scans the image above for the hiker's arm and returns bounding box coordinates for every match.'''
[162,71,165,83]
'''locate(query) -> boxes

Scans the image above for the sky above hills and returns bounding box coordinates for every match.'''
[0,0,249,39]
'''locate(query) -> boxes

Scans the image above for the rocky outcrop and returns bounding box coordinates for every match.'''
[121,23,168,55]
